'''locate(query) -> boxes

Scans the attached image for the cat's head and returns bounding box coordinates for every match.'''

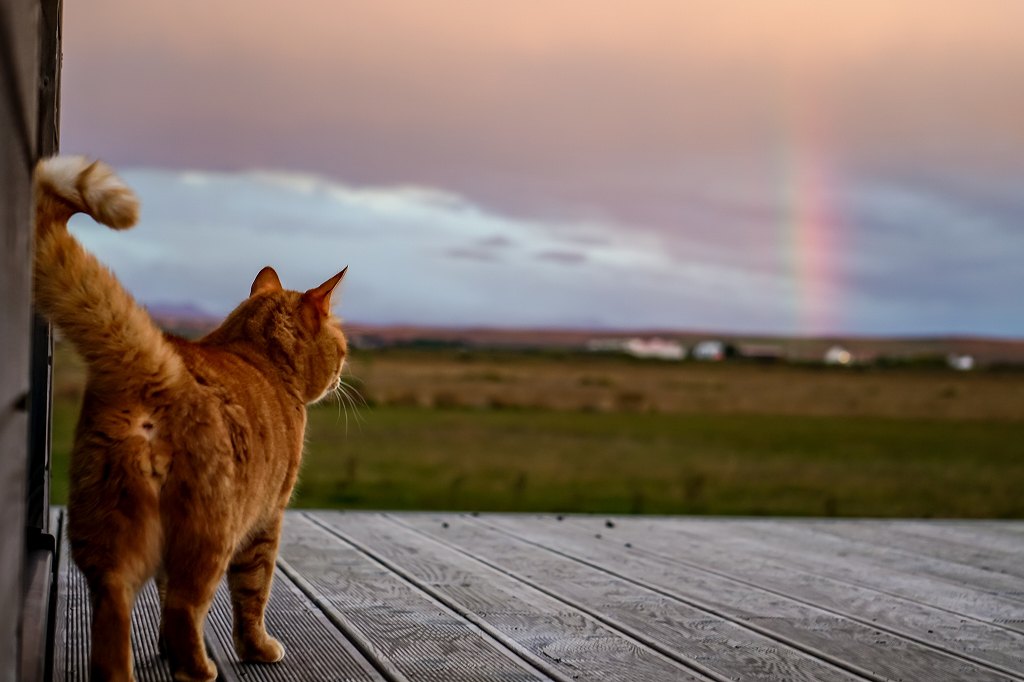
[224,265,349,404]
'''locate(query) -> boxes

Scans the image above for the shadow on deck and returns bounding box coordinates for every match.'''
[55,511,1024,681]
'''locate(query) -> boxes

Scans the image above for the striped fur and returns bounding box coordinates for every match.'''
[33,156,349,682]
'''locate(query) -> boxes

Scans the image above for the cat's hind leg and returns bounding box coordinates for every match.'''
[160,535,230,682]
[85,570,148,682]
[75,527,158,681]
[227,516,285,663]
[69,442,162,682]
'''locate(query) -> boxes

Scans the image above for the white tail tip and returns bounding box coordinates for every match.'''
[35,155,139,229]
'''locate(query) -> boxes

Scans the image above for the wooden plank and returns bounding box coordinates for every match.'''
[900,520,1024,546]
[278,512,551,682]
[206,569,386,682]
[385,512,867,682]
[886,520,1024,544]
[663,519,1024,626]
[481,514,1015,682]
[966,523,1024,539]
[312,511,713,682]
[810,521,1024,581]
[614,516,1024,606]
[556,515,1024,677]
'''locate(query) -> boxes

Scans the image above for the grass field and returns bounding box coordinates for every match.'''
[50,344,1024,517]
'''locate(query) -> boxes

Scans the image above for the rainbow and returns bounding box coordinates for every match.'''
[783,96,842,336]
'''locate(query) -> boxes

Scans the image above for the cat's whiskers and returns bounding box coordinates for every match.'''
[331,384,345,431]
[323,382,349,433]
[336,379,366,428]
[323,376,366,436]
[338,374,369,408]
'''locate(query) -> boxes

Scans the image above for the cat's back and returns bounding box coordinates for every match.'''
[167,334,305,450]
[167,334,258,392]
[166,334,292,418]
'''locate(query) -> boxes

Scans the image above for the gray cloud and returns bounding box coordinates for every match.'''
[446,248,501,262]
[67,168,792,331]
[535,250,588,265]
[478,236,514,248]
[62,166,1024,336]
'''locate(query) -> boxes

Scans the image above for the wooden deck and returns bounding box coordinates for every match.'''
[54,511,1024,681]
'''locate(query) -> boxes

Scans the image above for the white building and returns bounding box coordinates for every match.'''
[947,354,975,371]
[824,345,853,366]
[693,340,726,361]
[622,337,686,361]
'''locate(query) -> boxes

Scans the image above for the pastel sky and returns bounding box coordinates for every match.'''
[61,1,1024,336]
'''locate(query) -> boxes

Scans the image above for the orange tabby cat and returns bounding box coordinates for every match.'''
[33,156,348,682]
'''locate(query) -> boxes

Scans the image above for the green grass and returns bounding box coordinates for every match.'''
[49,345,1024,518]
[292,406,1024,517]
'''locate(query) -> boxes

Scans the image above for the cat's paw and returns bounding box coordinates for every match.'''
[236,634,285,663]
[171,657,217,682]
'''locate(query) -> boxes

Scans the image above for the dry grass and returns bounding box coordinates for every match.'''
[348,349,1024,420]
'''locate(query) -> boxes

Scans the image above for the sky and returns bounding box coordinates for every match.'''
[60,1,1024,337]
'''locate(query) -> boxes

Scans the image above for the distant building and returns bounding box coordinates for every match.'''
[693,340,726,361]
[622,337,686,361]
[824,345,853,366]
[947,354,975,371]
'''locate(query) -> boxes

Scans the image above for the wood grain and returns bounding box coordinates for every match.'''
[389,512,865,682]
[206,568,386,682]
[556,515,1024,677]
[805,521,1024,583]
[483,514,1016,682]
[54,511,1024,681]
[680,519,1024,626]
[278,512,550,682]
[311,511,710,682]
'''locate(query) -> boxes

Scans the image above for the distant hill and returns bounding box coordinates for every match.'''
[344,324,1024,366]
[142,308,1024,366]
[147,302,219,338]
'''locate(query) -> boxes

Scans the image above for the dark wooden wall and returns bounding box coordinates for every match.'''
[0,1,61,679]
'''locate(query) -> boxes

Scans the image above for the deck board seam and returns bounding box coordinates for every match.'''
[779,523,1024,595]
[739,521,1024,607]
[589,528,1024,680]
[385,513,811,682]
[826,522,1024,562]
[566,518,1024,636]
[472,515,1013,682]
[203,565,389,682]
[274,557,409,682]
[696,521,1024,625]
[302,512,564,682]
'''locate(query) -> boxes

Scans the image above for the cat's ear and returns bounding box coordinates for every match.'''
[250,266,283,297]
[302,267,348,317]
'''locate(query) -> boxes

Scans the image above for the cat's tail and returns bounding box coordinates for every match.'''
[34,156,184,390]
